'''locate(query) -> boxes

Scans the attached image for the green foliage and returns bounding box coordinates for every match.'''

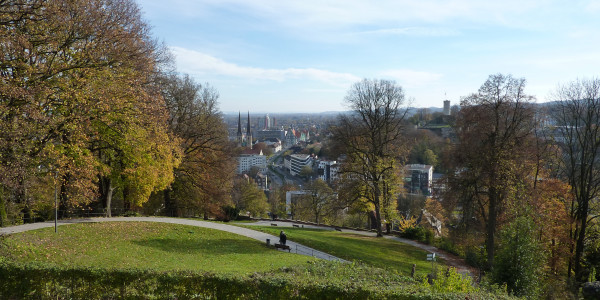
[238,181,269,218]
[221,205,240,221]
[492,215,546,297]
[422,268,479,294]
[401,226,434,244]
[0,260,513,299]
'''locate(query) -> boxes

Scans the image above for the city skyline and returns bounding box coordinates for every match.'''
[138,0,600,113]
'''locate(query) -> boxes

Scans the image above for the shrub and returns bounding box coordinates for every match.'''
[492,215,546,298]
[401,226,434,244]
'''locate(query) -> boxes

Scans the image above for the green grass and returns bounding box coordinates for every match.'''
[0,222,315,274]
[241,226,440,276]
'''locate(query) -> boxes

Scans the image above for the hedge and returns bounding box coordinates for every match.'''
[0,260,511,299]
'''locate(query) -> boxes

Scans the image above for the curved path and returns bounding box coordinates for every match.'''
[0,217,346,262]
[247,220,476,276]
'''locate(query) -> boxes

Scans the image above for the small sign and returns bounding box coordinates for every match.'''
[426,253,436,261]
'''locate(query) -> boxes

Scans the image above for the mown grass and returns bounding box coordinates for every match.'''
[241,226,439,276]
[0,222,315,274]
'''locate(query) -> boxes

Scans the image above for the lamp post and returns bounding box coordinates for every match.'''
[54,171,58,233]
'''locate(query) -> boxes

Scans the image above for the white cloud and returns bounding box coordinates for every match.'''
[355,27,460,37]
[378,69,443,88]
[171,47,360,86]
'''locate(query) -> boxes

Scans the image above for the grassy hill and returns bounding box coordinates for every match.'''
[0,220,514,299]
[240,225,437,277]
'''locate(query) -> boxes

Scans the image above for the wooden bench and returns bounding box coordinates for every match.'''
[271,223,277,226]
[274,243,291,252]
[334,227,342,232]
[292,224,300,228]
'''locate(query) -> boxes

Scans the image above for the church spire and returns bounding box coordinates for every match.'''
[236,111,242,146]
[246,111,252,149]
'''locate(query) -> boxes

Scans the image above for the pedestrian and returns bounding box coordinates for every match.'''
[279,230,287,245]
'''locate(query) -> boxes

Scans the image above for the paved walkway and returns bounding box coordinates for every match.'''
[246,220,476,276]
[0,217,347,262]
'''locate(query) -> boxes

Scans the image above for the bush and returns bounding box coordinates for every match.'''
[0,260,514,299]
[492,215,546,298]
[401,226,434,244]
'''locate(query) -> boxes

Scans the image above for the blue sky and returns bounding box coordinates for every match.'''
[137,0,600,113]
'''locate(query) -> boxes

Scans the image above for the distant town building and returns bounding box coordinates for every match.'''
[254,172,268,190]
[405,164,434,195]
[443,100,451,115]
[290,154,312,176]
[237,148,266,174]
[255,129,286,142]
[236,111,253,148]
[317,160,339,183]
[261,138,282,153]
[285,129,298,145]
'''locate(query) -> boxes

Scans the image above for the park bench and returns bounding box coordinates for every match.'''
[292,224,300,228]
[274,243,291,252]
[334,227,342,232]
[271,223,277,226]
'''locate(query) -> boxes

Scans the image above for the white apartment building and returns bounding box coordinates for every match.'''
[237,148,267,174]
[290,154,312,176]
[317,160,340,183]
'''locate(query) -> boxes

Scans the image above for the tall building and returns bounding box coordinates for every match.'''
[264,114,270,129]
[443,100,451,115]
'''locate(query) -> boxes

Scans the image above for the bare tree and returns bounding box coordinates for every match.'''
[331,79,409,237]
[549,78,600,283]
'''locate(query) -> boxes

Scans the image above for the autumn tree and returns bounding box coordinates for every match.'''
[331,79,409,237]
[549,78,600,283]
[232,179,268,218]
[159,74,234,218]
[446,74,536,268]
[0,0,177,221]
[296,179,335,224]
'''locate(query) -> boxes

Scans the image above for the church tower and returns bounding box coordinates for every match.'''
[236,111,243,147]
[246,111,252,149]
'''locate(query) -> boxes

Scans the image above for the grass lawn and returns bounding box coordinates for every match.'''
[0,222,315,274]
[241,226,439,276]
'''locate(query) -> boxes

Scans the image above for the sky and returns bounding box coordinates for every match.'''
[137,0,600,113]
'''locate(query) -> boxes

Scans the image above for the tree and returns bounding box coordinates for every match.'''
[298,179,335,224]
[299,165,314,179]
[493,213,546,297]
[236,180,268,218]
[0,0,174,221]
[549,78,600,282]
[159,74,234,218]
[331,79,409,237]
[447,74,536,268]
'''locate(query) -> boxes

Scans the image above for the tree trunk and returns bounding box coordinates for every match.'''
[374,202,383,237]
[164,187,178,217]
[58,173,71,219]
[574,197,590,282]
[0,193,6,227]
[486,187,497,270]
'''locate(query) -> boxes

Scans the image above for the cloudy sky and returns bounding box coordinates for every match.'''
[137,0,600,113]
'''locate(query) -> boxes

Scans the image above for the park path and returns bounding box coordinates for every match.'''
[247,220,477,276]
[0,217,347,262]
